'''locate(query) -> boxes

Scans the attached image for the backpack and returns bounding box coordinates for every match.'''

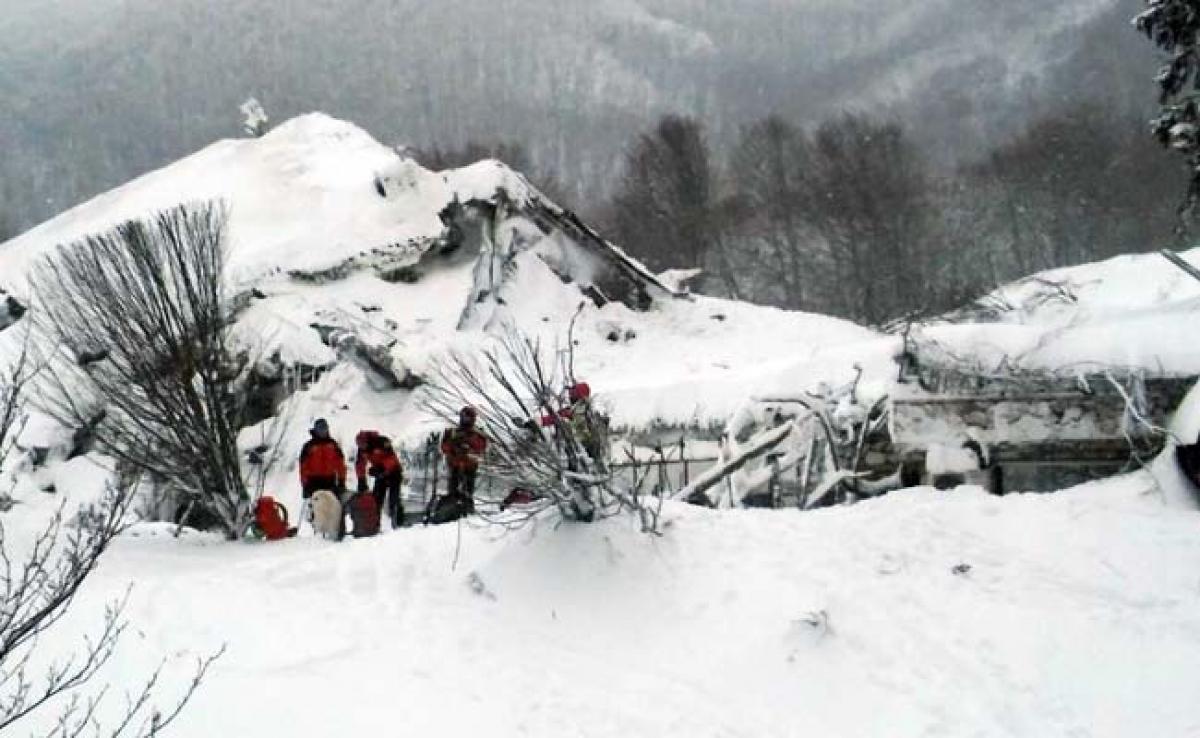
[500,488,536,510]
[253,496,291,541]
[347,491,381,538]
[428,493,470,525]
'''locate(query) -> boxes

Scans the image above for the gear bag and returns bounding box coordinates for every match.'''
[253,496,292,541]
[428,493,471,525]
[347,491,381,538]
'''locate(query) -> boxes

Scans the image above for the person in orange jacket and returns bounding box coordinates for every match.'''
[440,406,487,513]
[299,418,347,499]
[354,430,405,528]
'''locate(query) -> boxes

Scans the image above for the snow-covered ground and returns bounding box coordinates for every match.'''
[10,463,1200,737]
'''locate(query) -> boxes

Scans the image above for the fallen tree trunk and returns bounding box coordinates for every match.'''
[672,422,795,505]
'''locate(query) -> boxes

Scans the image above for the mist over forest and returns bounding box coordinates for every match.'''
[0,1,1158,217]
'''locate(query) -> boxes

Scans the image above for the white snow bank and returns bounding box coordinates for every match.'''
[930,249,1200,375]
[18,474,1200,737]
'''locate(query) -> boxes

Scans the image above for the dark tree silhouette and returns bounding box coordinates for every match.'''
[612,115,718,273]
[1136,0,1200,216]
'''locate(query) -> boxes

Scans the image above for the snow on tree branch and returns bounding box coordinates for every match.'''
[421,324,661,530]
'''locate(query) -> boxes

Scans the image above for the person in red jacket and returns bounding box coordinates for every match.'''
[440,406,487,513]
[299,418,347,499]
[354,430,405,528]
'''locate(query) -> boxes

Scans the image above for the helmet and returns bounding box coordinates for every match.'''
[459,406,478,426]
[312,418,330,436]
[568,382,591,403]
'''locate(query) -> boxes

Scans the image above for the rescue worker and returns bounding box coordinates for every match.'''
[539,381,605,465]
[354,430,405,528]
[299,418,348,499]
[439,406,487,515]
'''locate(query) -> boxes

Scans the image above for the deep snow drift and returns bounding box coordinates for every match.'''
[12,467,1200,737]
[919,251,1200,377]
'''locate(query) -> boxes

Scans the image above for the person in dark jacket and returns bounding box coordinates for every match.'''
[439,406,487,515]
[299,418,348,499]
[355,430,405,528]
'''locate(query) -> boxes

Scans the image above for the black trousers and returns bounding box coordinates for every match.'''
[447,466,477,512]
[372,470,404,527]
[302,477,342,499]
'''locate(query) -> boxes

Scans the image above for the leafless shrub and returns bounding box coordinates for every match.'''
[0,484,221,737]
[0,353,218,735]
[422,323,661,531]
[0,337,36,495]
[29,201,250,539]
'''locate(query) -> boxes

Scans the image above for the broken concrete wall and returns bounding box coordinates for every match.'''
[889,375,1194,492]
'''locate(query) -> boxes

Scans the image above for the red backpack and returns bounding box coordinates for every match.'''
[254,496,291,541]
[347,492,381,538]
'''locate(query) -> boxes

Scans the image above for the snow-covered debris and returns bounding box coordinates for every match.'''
[0,112,884,458]
[929,250,1200,376]
[657,267,703,292]
[926,443,982,474]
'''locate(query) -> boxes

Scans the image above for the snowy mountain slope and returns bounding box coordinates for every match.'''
[14,470,1200,737]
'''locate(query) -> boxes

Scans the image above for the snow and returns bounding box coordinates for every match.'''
[926,443,981,474]
[922,250,1200,377]
[0,114,453,293]
[6,111,1200,735]
[0,113,883,442]
[10,466,1200,737]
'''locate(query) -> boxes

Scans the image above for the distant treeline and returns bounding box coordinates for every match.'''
[578,105,1185,324]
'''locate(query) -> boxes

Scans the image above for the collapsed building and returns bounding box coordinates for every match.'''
[886,358,1192,494]
[675,331,1195,509]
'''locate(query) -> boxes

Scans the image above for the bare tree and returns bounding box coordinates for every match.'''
[0,345,33,492]
[802,114,935,325]
[422,323,661,530]
[0,336,218,736]
[29,201,251,539]
[612,115,719,274]
[716,113,950,323]
[727,115,821,310]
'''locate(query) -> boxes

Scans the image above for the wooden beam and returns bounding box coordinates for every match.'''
[1160,249,1200,284]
